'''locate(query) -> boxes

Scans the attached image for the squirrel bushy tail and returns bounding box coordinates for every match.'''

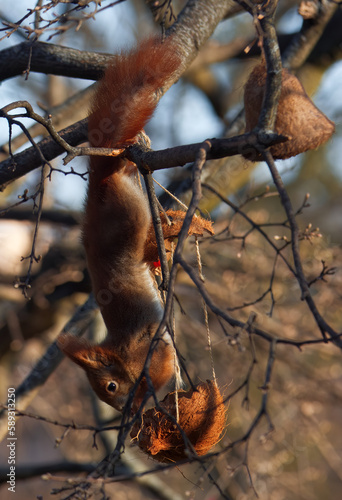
[88,36,180,150]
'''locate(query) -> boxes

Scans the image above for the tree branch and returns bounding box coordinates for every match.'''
[0,462,96,482]
[0,0,239,83]
[0,117,88,189]
[283,0,340,69]
[0,41,111,82]
[0,127,286,191]
[262,150,342,348]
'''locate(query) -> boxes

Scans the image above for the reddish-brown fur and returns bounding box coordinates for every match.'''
[58,37,180,412]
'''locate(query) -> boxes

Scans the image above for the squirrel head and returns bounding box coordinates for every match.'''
[57,332,175,413]
[57,334,135,411]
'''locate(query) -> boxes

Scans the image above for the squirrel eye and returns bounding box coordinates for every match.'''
[107,381,117,393]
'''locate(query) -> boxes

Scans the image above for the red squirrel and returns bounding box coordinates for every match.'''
[58,37,181,412]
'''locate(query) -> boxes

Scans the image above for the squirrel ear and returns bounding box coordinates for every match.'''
[57,334,99,369]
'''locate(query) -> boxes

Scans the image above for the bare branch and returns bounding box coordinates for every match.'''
[283,0,340,69]
[0,116,88,189]
[263,150,342,347]
[0,40,111,82]
[0,126,286,191]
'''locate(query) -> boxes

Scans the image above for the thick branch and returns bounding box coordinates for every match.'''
[0,0,238,83]
[126,132,285,170]
[256,0,283,132]
[169,0,238,79]
[0,41,111,82]
[0,129,285,190]
[283,0,340,69]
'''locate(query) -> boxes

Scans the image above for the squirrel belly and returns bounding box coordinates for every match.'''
[58,37,180,412]
[83,163,162,337]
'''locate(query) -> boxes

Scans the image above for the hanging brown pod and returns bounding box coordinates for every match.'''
[130,380,226,462]
[244,63,335,160]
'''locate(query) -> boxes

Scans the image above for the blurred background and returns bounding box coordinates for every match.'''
[0,0,341,499]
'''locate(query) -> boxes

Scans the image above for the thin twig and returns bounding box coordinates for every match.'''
[177,253,342,349]
[262,150,342,347]
[143,172,170,290]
